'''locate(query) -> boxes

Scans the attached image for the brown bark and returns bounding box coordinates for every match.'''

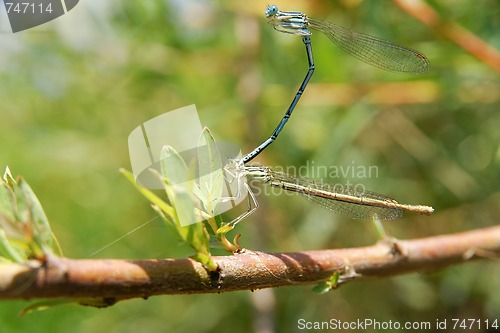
[1,225,499,303]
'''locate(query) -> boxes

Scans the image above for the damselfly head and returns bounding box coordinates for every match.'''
[265,5,279,18]
[224,158,244,178]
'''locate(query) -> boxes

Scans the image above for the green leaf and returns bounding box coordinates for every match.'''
[2,166,16,187]
[160,145,189,186]
[20,297,118,316]
[0,170,16,223]
[312,271,341,294]
[0,229,25,263]
[122,130,236,267]
[197,127,224,213]
[0,167,60,261]
[20,299,79,316]
[16,178,53,253]
[312,282,333,294]
[158,147,213,264]
[0,175,18,238]
[216,225,234,237]
[122,166,212,266]
[170,185,196,229]
[160,146,196,227]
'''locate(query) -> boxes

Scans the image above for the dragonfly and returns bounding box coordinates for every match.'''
[241,5,430,163]
[224,160,434,225]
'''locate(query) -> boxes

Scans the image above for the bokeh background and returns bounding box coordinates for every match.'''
[1,0,499,332]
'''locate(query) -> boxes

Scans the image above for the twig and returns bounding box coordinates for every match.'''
[1,225,499,303]
[393,0,500,71]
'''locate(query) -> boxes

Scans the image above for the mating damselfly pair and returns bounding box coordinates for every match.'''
[230,5,433,223]
[95,6,433,256]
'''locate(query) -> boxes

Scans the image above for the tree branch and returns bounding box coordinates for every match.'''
[393,0,500,71]
[1,225,499,303]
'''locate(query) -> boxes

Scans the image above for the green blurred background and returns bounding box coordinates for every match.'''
[1,0,499,332]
